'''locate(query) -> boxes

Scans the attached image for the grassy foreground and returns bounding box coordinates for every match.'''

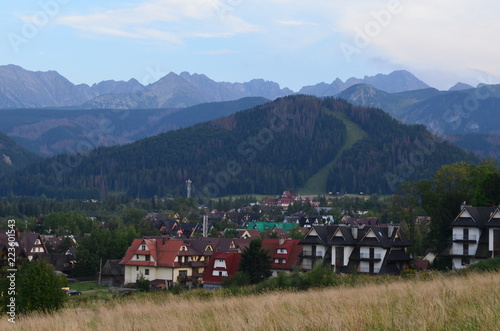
[3,272,499,330]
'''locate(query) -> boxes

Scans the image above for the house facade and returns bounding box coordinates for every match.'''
[203,252,241,290]
[120,237,250,288]
[261,239,302,276]
[300,224,411,274]
[446,206,500,269]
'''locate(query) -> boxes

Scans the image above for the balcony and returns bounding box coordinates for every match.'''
[301,250,323,258]
[177,275,194,282]
[359,253,382,261]
[450,250,474,257]
[452,234,477,243]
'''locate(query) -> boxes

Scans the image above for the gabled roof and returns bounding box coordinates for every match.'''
[20,233,47,256]
[102,259,125,276]
[486,208,500,227]
[300,226,336,245]
[331,226,354,244]
[261,239,302,270]
[203,252,241,285]
[247,222,276,232]
[451,206,496,228]
[238,229,261,239]
[120,238,183,267]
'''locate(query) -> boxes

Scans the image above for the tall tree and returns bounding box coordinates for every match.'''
[239,238,272,284]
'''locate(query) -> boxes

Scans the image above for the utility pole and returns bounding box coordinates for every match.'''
[186,179,192,198]
[98,257,102,286]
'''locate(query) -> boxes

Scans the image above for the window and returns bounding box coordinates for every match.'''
[179,270,187,276]
[463,244,469,256]
[145,269,149,276]
[494,230,500,257]
[141,245,146,250]
[335,247,344,266]
[136,266,139,271]
[136,254,139,259]
[463,228,469,241]
[274,259,280,264]
[145,255,150,261]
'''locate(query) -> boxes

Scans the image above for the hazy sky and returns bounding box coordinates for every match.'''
[2,0,499,91]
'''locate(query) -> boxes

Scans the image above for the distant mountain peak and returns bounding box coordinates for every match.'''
[299,70,429,97]
[449,82,474,91]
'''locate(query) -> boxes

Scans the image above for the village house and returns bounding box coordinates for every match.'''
[444,205,500,270]
[203,251,241,290]
[120,237,250,288]
[261,239,302,276]
[300,224,411,274]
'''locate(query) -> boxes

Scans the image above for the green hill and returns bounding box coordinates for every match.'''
[0,95,478,199]
[0,132,42,176]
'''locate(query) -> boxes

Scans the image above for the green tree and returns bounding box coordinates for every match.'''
[239,238,272,284]
[0,260,67,315]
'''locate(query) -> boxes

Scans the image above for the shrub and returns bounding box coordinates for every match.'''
[467,257,500,272]
[0,260,67,315]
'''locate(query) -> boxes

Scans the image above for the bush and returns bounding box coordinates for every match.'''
[0,260,67,315]
[467,257,500,272]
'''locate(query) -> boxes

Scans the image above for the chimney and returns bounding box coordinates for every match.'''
[279,238,285,245]
[461,201,467,211]
[388,222,394,238]
[351,226,358,240]
[202,214,208,237]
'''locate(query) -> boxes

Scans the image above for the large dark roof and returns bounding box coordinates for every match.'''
[451,207,496,228]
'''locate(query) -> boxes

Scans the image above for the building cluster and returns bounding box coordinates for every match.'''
[0,229,77,274]
[117,220,412,290]
[3,202,499,291]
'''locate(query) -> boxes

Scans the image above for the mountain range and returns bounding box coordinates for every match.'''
[0,65,430,109]
[0,97,268,156]
[0,95,478,199]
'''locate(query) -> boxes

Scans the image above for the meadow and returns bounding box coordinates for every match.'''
[2,271,499,330]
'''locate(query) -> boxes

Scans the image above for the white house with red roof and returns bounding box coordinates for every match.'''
[120,237,250,288]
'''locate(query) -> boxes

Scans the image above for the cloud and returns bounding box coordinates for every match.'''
[335,0,500,82]
[56,0,260,43]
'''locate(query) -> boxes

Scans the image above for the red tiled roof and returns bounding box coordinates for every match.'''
[261,239,302,271]
[203,251,241,285]
[120,238,183,267]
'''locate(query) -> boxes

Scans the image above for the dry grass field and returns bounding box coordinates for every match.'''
[3,272,499,331]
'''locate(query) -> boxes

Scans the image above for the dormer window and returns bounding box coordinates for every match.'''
[205,245,213,251]
[141,245,146,251]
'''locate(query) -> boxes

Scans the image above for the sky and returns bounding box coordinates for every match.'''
[1,0,500,91]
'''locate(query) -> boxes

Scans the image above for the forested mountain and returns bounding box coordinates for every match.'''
[0,132,41,176]
[0,97,268,156]
[0,96,477,199]
[336,84,500,160]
